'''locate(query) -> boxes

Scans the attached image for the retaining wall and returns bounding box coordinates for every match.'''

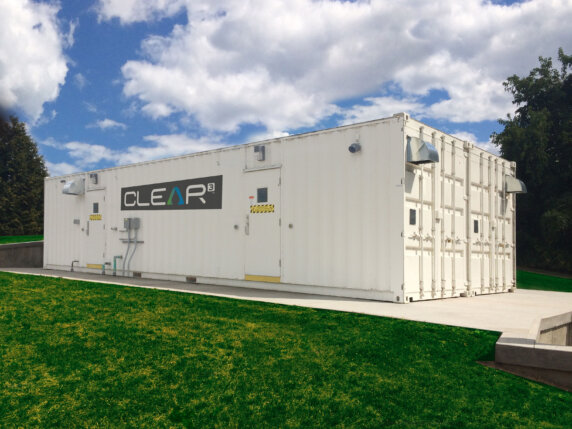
[0,241,43,268]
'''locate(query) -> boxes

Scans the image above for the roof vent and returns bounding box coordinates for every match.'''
[505,176,527,193]
[62,178,85,195]
[406,136,439,164]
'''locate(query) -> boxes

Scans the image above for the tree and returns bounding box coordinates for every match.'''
[0,116,48,236]
[492,48,572,273]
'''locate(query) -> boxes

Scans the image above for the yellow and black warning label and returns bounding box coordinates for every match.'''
[250,204,275,214]
[89,214,102,221]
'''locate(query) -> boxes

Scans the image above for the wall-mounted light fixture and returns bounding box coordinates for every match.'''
[348,142,361,153]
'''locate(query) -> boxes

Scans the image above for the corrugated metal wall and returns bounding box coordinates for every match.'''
[402,118,516,301]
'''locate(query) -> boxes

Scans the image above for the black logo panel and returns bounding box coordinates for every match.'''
[121,175,222,210]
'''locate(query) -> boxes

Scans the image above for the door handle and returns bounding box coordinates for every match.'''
[245,215,250,235]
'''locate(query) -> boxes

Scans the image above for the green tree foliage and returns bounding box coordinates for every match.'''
[0,116,48,235]
[493,49,572,273]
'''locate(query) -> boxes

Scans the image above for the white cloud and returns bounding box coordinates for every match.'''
[245,130,290,144]
[97,0,572,134]
[0,0,69,121]
[96,0,187,24]
[341,97,427,126]
[34,109,58,126]
[64,141,116,167]
[92,118,127,130]
[451,131,500,156]
[46,161,81,177]
[64,18,79,48]
[43,134,225,173]
[117,134,225,164]
[40,137,61,148]
[74,73,88,90]
[84,102,98,113]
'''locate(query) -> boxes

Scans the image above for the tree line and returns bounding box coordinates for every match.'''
[493,48,572,273]
[0,116,47,235]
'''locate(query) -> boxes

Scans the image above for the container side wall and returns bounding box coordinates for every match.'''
[280,117,404,300]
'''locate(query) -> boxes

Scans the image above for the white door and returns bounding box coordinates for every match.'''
[83,190,106,270]
[244,169,281,282]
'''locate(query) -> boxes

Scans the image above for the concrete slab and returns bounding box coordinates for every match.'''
[2,267,571,338]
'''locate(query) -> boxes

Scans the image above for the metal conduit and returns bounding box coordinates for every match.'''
[122,223,131,276]
[127,226,138,275]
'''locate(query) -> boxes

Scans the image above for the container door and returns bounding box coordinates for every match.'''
[404,166,435,300]
[244,169,281,282]
[83,190,106,270]
[439,142,467,297]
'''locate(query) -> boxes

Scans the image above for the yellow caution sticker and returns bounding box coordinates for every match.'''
[86,264,103,269]
[250,204,275,214]
[245,274,281,283]
[89,214,102,221]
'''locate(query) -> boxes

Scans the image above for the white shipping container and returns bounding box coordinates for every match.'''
[44,113,526,302]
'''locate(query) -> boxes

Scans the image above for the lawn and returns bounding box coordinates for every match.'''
[0,235,43,245]
[517,270,572,293]
[0,272,570,427]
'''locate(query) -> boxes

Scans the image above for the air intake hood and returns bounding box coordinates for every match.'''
[62,178,85,195]
[505,175,527,193]
[406,136,439,164]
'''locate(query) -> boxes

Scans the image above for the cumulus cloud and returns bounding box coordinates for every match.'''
[0,0,69,120]
[41,134,225,174]
[94,0,572,136]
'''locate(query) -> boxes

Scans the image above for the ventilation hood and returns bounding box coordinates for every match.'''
[505,176,527,193]
[406,136,439,164]
[62,178,85,195]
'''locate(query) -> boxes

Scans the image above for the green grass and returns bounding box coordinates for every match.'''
[517,270,572,293]
[0,235,43,245]
[0,273,570,428]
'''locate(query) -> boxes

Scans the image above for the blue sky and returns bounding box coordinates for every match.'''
[1,0,571,176]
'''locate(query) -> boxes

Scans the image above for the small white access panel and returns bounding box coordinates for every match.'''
[244,169,281,282]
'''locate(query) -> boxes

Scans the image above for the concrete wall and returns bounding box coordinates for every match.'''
[538,312,572,346]
[0,241,43,268]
